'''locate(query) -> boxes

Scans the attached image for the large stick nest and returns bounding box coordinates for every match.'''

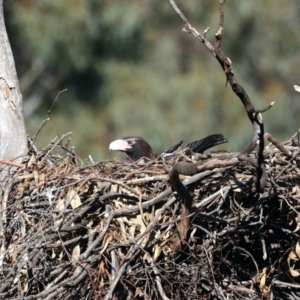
[1,2,300,299]
[1,134,300,300]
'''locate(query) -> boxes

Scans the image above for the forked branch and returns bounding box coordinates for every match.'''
[168,0,270,249]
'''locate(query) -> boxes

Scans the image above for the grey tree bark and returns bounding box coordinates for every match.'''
[0,0,27,171]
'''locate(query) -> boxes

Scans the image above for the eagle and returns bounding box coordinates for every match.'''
[108,134,227,161]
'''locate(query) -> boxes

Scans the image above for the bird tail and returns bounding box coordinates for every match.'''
[187,134,228,153]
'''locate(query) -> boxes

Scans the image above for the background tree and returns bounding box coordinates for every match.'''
[3,0,300,160]
[0,0,27,171]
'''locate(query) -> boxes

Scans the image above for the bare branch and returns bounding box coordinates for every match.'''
[31,89,67,143]
[168,0,270,193]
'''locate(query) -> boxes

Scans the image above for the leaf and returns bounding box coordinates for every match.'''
[110,184,119,193]
[55,197,65,211]
[288,250,298,261]
[128,223,136,238]
[38,172,46,190]
[292,186,300,195]
[296,242,300,259]
[67,189,82,209]
[27,154,36,168]
[116,218,128,243]
[294,215,300,233]
[72,244,81,260]
[260,273,266,288]
[152,244,161,262]
[33,170,39,186]
[290,267,300,277]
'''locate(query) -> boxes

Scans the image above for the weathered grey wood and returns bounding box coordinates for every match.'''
[0,0,27,171]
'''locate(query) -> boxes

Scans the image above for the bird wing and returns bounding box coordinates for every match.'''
[186,134,228,153]
[164,140,183,153]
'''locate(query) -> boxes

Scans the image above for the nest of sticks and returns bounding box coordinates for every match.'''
[1,132,300,300]
[1,2,300,299]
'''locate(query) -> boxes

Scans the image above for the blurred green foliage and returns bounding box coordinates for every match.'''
[3,0,300,160]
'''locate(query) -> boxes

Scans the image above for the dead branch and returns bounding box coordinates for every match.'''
[31,89,67,143]
[168,0,272,194]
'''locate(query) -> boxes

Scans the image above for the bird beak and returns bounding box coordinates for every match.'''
[108,139,132,153]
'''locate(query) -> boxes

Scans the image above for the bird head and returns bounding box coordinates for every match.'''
[109,136,155,161]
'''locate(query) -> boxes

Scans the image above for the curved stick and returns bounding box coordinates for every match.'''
[169,0,271,193]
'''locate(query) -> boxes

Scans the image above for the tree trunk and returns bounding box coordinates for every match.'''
[0,0,27,174]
